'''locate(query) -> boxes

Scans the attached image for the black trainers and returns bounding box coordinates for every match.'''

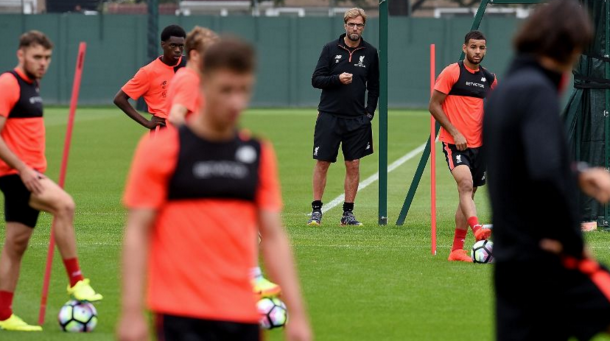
[340,211,363,226]
[307,210,323,226]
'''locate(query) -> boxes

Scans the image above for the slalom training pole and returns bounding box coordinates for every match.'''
[38,42,87,326]
[430,44,437,256]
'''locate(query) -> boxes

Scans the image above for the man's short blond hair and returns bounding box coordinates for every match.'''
[344,8,366,24]
[185,26,219,55]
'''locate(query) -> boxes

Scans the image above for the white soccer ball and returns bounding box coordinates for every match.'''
[58,300,98,332]
[471,239,494,264]
[257,297,288,330]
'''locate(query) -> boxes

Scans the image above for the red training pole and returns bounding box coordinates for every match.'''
[430,44,437,256]
[38,42,87,326]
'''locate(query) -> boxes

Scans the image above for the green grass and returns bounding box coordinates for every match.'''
[1,107,610,340]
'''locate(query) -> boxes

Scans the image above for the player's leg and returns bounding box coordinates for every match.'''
[28,178,102,302]
[340,116,372,226]
[471,147,491,241]
[0,223,33,295]
[252,233,281,298]
[0,223,42,331]
[344,159,360,203]
[0,175,42,331]
[309,112,340,225]
[451,165,488,241]
[312,161,331,203]
[448,188,478,262]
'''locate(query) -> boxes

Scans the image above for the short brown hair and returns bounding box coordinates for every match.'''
[344,8,366,24]
[19,30,53,50]
[185,26,219,55]
[202,36,255,75]
[513,0,593,64]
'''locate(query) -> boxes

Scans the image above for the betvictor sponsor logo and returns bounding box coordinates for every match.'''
[465,81,484,88]
[193,161,249,179]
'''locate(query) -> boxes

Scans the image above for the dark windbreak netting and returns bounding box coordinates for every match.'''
[564,0,609,227]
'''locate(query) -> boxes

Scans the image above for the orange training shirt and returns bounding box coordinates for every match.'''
[123,126,282,322]
[0,68,46,176]
[165,67,202,123]
[121,56,184,119]
[435,62,497,148]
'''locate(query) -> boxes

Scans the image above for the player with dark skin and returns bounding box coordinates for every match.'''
[429,36,491,260]
[430,39,486,152]
[113,35,185,130]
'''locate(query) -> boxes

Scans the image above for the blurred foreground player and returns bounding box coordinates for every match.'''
[119,38,312,341]
[0,31,102,332]
[484,1,610,339]
[164,26,281,298]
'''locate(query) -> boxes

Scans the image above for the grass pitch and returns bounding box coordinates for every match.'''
[1,107,610,340]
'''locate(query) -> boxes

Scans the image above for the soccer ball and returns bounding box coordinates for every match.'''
[471,240,494,264]
[58,300,98,332]
[257,297,288,329]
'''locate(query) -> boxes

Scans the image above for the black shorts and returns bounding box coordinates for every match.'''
[0,174,40,228]
[495,261,610,341]
[441,142,486,187]
[313,112,373,163]
[155,314,260,341]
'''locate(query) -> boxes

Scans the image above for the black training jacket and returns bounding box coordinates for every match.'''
[483,55,584,263]
[312,34,379,118]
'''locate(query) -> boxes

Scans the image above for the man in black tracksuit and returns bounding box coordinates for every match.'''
[484,1,610,340]
[308,7,379,227]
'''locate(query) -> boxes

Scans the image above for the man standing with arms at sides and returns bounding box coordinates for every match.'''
[118,38,312,341]
[309,7,379,226]
[0,31,102,332]
[485,1,610,339]
[114,25,186,130]
[429,30,496,262]
[166,26,218,126]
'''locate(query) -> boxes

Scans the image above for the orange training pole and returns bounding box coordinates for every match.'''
[38,42,87,325]
[430,44,437,256]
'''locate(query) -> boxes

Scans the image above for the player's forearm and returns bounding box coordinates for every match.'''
[429,102,459,136]
[0,137,29,173]
[114,93,151,128]
[366,93,379,115]
[312,74,340,89]
[121,212,153,314]
[260,214,308,320]
[168,104,187,126]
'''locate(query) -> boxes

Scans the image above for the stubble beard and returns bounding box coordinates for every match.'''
[23,59,41,80]
[348,33,360,42]
[467,54,484,66]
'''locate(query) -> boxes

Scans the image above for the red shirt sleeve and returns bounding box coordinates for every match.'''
[123,129,179,209]
[256,141,283,212]
[434,63,460,95]
[0,73,20,118]
[121,67,150,101]
[491,75,498,90]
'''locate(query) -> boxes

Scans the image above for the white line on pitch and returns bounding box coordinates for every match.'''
[321,143,427,214]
